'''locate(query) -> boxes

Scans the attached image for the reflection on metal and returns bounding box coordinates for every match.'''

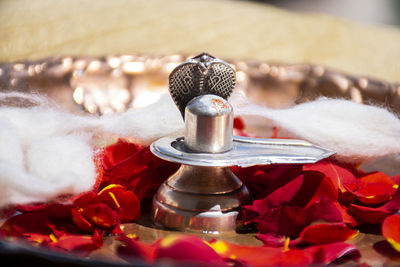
[72,87,84,104]
[152,135,334,167]
[350,86,363,103]
[1,53,399,115]
[122,61,145,74]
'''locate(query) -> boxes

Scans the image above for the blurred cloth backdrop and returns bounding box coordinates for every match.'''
[0,0,399,82]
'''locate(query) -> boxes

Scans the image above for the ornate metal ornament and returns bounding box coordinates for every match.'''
[151,53,334,233]
[168,53,235,117]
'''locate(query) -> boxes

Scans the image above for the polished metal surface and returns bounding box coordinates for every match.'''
[152,54,251,233]
[166,165,243,194]
[155,165,247,211]
[152,165,249,233]
[151,135,335,167]
[152,200,240,234]
[168,53,236,117]
[150,53,336,233]
[151,162,250,233]
[185,95,233,153]
[1,55,400,117]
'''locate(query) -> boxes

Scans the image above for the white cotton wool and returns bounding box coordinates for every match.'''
[25,135,96,194]
[0,117,24,169]
[100,94,184,146]
[231,93,400,163]
[0,161,72,206]
[0,93,184,208]
[0,107,98,146]
[0,93,100,207]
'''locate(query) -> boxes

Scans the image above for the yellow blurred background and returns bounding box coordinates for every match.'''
[0,0,399,82]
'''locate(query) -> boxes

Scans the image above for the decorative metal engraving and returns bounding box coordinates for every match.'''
[168,53,236,117]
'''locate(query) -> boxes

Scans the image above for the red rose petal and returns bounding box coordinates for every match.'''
[103,141,149,182]
[295,171,338,207]
[72,192,97,208]
[155,235,227,266]
[282,249,315,266]
[2,213,52,243]
[71,208,93,232]
[303,159,357,193]
[382,214,400,252]
[8,213,51,236]
[46,217,83,238]
[307,197,344,223]
[348,204,391,225]
[130,170,153,201]
[360,172,394,187]
[104,153,148,181]
[346,172,396,205]
[233,117,245,130]
[299,223,358,245]
[348,188,400,224]
[140,148,179,197]
[97,184,140,222]
[3,136,399,264]
[208,240,313,267]
[15,203,72,218]
[256,233,300,247]
[54,232,103,254]
[332,201,357,226]
[103,139,142,169]
[392,175,400,185]
[83,203,118,229]
[247,173,304,213]
[250,196,344,238]
[305,242,360,265]
[117,233,156,263]
[234,164,303,200]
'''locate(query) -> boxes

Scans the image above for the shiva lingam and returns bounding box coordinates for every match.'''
[150,53,334,233]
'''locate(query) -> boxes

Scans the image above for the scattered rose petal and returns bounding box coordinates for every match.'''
[127,168,153,200]
[299,223,358,245]
[103,140,142,170]
[233,117,245,130]
[294,171,338,207]
[53,231,103,255]
[345,172,396,205]
[303,159,357,192]
[382,214,400,252]
[3,213,52,243]
[155,235,227,266]
[305,242,361,265]
[97,184,140,222]
[233,164,303,200]
[104,152,148,181]
[71,208,93,232]
[208,240,313,267]
[117,233,156,263]
[348,188,400,224]
[247,196,343,238]
[1,137,399,266]
[15,203,72,218]
[73,192,97,208]
[83,203,118,229]
[244,173,304,213]
[256,233,300,247]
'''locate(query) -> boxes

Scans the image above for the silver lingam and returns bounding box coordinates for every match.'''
[150,53,334,233]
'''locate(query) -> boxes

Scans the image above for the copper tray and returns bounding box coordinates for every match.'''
[1,54,400,266]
